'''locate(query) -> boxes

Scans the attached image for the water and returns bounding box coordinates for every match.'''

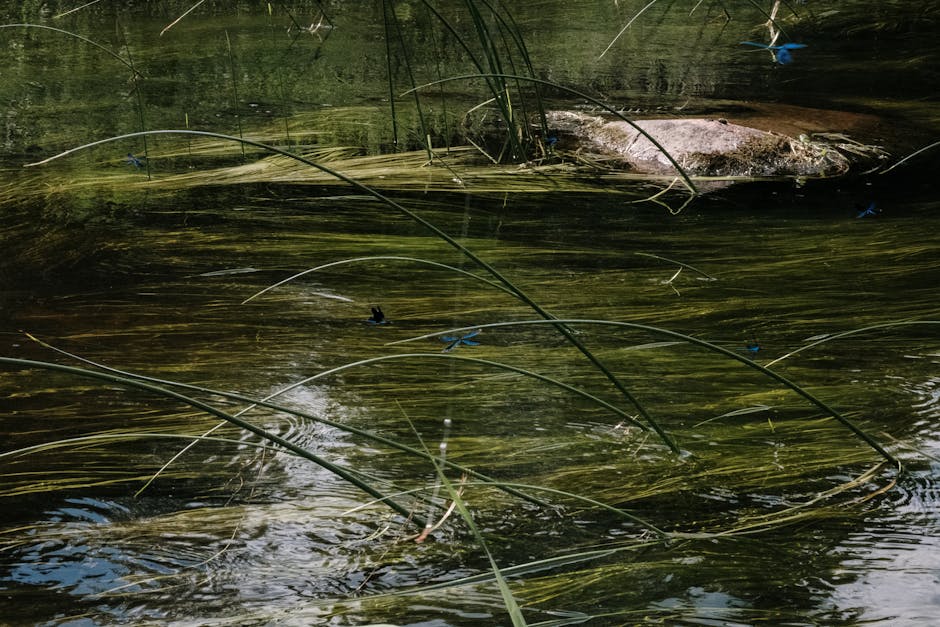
[2,2,939,625]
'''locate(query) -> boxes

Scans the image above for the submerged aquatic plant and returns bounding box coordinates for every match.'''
[4,4,936,623]
[24,127,686,454]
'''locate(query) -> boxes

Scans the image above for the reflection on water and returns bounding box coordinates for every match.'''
[827,465,940,625]
[825,376,940,625]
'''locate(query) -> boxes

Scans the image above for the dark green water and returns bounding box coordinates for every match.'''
[1,2,939,625]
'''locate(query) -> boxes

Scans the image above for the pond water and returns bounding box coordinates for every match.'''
[1,2,939,625]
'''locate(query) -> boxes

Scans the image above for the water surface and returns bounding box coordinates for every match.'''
[1,2,939,625]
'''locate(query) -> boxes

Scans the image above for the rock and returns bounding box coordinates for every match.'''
[546,110,856,178]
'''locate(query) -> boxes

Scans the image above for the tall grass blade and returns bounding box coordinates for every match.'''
[406,413,527,626]
[403,74,700,195]
[248,352,649,430]
[417,1,528,160]
[385,0,434,160]
[242,255,518,304]
[224,30,246,159]
[0,24,136,73]
[880,139,940,174]
[160,0,207,37]
[479,0,550,143]
[598,0,658,60]
[388,319,902,468]
[0,433,285,463]
[53,0,104,19]
[764,320,940,367]
[0,356,421,523]
[118,22,151,180]
[22,333,552,507]
[24,128,681,454]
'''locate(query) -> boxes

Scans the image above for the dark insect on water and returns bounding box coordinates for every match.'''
[440,329,481,352]
[740,41,808,65]
[125,153,145,168]
[367,306,387,325]
[856,202,880,218]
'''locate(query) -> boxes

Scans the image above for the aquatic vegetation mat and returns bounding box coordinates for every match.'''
[2,1,940,624]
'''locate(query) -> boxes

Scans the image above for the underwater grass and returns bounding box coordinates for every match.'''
[0,356,421,523]
[25,128,683,455]
[388,319,902,467]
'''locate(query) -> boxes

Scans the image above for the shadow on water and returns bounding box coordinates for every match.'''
[1,1,939,625]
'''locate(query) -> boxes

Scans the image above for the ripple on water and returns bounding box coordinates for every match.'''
[823,432,940,624]
[7,496,197,598]
[908,375,940,422]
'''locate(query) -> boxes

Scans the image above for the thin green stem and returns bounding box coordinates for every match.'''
[0,24,136,73]
[242,255,517,304]
[224,30,246,159]
[25,128,679,454]
[0,356,420,523]
[764,320,940,367]
[388,319,902,468]
[21,333,551,508]
[381,0,400,149]
[401,73,699,195]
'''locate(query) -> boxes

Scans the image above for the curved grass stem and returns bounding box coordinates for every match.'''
[387,319,902,468]
[0,356,421,524]
[763,320,940,368]
[19,334,555,508]
[0,24,137,74]
[401,73,699,195]
[242,255,517,304]
[24,128,680,454]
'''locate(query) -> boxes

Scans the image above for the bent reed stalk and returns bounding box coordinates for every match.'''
[387,319,903,469]
[0,356,422,525]
[241,255,518,304]
[401,73,700,195]
[25,129,681,454]
[15,336,555,509]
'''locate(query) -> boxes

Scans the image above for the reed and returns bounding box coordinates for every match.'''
[224,30,247,160]
[402,73,700,194]
[388,319,902,467]
[405,1,545,162]
[0,23,150,170]
[405,414,527,625]
[25,128,682,453]
[0,356,421,523]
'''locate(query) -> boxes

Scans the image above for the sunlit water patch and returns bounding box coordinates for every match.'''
[819,373,940,625]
